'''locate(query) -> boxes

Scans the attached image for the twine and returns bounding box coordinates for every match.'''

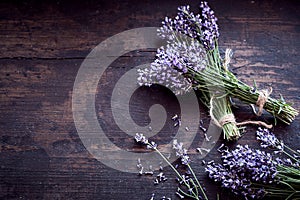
[209,51,273,129]
[236,121,273,129]
[255,87,273,116]
[223,48,232,71]
[209,97,237,128]
[209,96,273,129]
[219,114,236,127]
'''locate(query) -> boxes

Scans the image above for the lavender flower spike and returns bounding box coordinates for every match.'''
[158,1,219,50]
[173,139,190,165]
[199,1,220,49]
[135,133,158,150]
[135,133,148,144]
[158,5,202,41]
[256,127,284,151]
[137,38,207,95]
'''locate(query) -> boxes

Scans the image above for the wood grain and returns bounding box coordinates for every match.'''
[0,0,299,199]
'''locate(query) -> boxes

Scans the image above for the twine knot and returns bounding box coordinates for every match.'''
[209,96,273,130]
[255,87,273,116]
[223,48,232,71]
[218,114,236,127]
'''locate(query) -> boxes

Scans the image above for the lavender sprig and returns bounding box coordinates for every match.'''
[256,127,284,150]
[256,128,300,164]
[173,139,190,165]
[199,1,219,49]
[134,133,208,200]
[158,2,219,50]
[158,5,202,42]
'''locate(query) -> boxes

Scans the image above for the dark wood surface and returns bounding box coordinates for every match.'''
[0,0,299,199]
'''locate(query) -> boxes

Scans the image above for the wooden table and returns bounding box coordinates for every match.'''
[0,0,299,199]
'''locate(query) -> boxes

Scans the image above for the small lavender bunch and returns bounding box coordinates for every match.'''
[135,133,208,200]
[206,144,300,199]
[138,2,241,140]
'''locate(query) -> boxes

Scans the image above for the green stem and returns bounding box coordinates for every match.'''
[283,150,300,163]
[285,145,300,157]
[152,146,200,200]
[187,164,209,200]
[186,66,298,125]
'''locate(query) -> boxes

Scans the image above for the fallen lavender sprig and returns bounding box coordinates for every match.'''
[134,133,208,200]
[206,144,300,199]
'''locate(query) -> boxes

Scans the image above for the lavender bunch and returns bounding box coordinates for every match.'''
[135,133,208,200]
[138,2,241,140]
[138,1,298,132]
[206,144,300,199]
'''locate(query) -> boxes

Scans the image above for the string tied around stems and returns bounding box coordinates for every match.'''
[218,113,236,127]
[211,48,273,130]
[209,96,237,128]
[209,96,273,130]
[223,48,232,71]
[255,87,273,116]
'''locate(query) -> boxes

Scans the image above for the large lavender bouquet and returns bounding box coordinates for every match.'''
[206,129,300,199]
[138,3,241,140]
[138,2,298,139]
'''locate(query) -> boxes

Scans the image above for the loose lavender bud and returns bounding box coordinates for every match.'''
[173,139,190,165]
[256,127,284,151]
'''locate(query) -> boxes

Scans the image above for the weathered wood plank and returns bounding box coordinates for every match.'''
[0,0,299,200]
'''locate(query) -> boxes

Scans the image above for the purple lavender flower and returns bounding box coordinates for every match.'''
[158,2,219,50]
[137,38,207,95]
[173,139,190,165]
[206,145,278,199]
[137,60,192,95]
[158,39,207,73]
[206,162,259,197]
[135,133,148,144]
[225,145,277,184]
[147,141,157,150]
[135,133,158,150]
[199,1,219,49]
[158,5,202,41]
[256,127,284,151]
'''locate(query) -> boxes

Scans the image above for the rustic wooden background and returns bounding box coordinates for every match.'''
[0,0,299,199]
